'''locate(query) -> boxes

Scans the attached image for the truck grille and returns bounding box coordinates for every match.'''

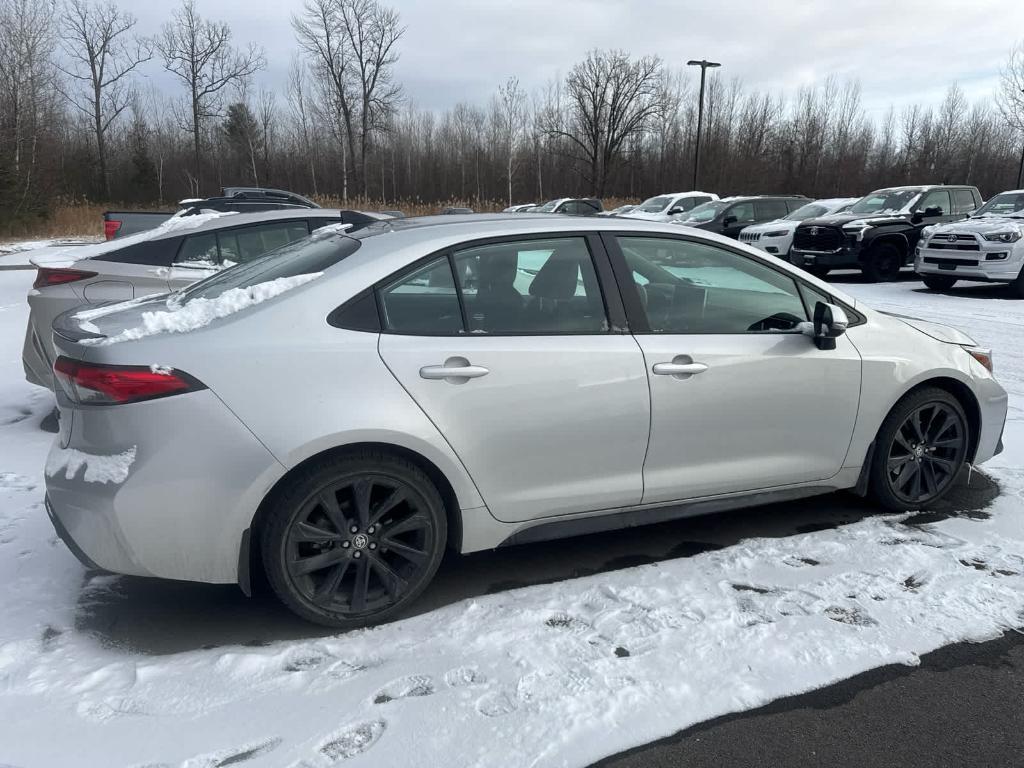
[739,232,761,243]
[924,233,979,251]
[793,225,843,251]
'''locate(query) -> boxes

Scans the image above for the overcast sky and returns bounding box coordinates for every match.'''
[129,0,1024,119]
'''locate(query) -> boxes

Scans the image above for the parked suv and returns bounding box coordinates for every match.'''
[672,196,809,238]
[791,185,982,281]
[915,189,1024,295]
[738,198,857,259]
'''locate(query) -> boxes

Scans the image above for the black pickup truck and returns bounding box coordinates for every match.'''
[790,185,983,281]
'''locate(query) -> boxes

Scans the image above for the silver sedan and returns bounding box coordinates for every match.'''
[43,214,1008,626]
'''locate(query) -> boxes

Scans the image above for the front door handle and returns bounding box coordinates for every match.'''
[419,356,489,383]
[652,355,708,379]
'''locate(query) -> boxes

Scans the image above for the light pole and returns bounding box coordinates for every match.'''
[687,59,721,190]
[1018,88,1024,189]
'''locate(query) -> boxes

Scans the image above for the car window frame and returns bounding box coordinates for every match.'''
[173,231,222,267]
[916,188,952,216]
[216,219,313,264]
[368,231,628,337]
[599,231,864,335]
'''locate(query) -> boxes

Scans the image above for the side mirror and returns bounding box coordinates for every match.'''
[667,206,684,216]
[924,206,943,217]
[801,301,849,350]
[722,215,738,227]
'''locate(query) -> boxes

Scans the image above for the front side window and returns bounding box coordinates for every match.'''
[453,237,607,334]
[917,189,951,215]
[726,202,755,223]
[618,236,809,334]
[755,200,789,220]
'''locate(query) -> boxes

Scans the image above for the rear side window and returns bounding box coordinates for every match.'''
[176,233,220,266]
[755,200,789,220]
[951,189,977,215]
[378,257,463,335]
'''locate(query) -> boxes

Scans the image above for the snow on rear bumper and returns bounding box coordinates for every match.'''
[44,388,285,583]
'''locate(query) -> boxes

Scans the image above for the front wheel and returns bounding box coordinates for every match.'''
[862,242,904,282]
[261,451,447,627]
[868,387,969,511]
[921,275,957,291]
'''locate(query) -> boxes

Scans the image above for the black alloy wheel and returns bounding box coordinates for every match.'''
[863,242,903,282]
[263,452,446,627]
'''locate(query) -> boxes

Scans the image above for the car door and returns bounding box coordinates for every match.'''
[607,233,862,504]
[376,234,650,523]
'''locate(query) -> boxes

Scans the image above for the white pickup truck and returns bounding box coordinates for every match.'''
[914,189,1024,296]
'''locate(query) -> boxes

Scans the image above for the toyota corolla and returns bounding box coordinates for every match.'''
[43,215,1008,627]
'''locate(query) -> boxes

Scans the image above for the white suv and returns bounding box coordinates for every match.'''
[915,189,1024,296]
[624,191,719,222]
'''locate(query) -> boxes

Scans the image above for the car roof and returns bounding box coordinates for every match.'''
[146,208,366,241]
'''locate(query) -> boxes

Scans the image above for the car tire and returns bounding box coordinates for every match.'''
[261,450,447,627]
[805,266,831,279]
[862,242,903,282]
[1011,270,1024,299]
[868,387,969,512]
[921,275,957,291]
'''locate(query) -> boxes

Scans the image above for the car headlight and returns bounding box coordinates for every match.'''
[919,226,934,243]
[963,346,993,373]
[763,230,788,238]
[842,222,873,241]
[982,231,1022,243]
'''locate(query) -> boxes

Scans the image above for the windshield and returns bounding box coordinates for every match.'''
[974,192,1024,217]
[680,200,728,223]
[784,203,828,221]
[849,188,922,216]
[179,227,359,301]
[637,195,673,213]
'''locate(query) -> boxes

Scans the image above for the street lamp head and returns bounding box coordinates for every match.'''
[687,60,722,68]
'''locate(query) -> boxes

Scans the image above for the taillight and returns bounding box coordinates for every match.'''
[53,357,206,405]
[104,219,122,240]
[33,268,98,290]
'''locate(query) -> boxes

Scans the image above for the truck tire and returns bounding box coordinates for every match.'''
[921,275,957,291]
[1013,271,1024,299]
[862,242,903,282]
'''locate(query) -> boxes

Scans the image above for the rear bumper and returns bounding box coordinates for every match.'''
[44,388,286,584]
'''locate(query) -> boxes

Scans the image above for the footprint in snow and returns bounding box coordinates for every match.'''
[444,666,486,687]
[0,472,35,491]
[823,605,878,627]
[782,555,821,568]
[373,675,434,704]
[476,689,518,718]
[178,737,283,768]
[318,720,385,761]
[957,549,1023,577]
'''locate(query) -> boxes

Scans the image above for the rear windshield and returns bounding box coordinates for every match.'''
[179,226,360,301]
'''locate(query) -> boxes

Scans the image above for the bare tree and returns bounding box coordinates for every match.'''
[998,41,1024,187]
[157,0,264,194]
[287,56,318,195]
[58,0,151,197]
[497,76,525,205]
[546,50,662,196]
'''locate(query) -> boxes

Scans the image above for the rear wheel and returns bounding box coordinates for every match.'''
[869,387,968,511]
[921,275,957,291]
[862,242,903,282]
[261,451,447,627]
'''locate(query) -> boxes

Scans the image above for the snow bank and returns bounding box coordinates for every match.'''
[80,272,322,345]
[45,446,137,485]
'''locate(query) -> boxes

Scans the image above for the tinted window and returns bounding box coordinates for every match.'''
[755,200,789,220]
[176,233,220,266]
[618,236,809,334]
[379,257,462,334]
[917,189,951,215]
[218,221,310,265]
[951,189,978,215]
[453,237,607,334]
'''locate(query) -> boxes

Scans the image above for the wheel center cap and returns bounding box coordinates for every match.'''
[914,445,925,458]
[352,533,369,550]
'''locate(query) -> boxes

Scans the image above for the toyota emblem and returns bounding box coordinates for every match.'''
[809,226,820,236]
[945,234,957,242]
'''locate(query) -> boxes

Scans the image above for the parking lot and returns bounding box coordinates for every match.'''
[1,265,1022,768]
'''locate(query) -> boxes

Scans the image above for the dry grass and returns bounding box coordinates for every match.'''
[1,196,642,242]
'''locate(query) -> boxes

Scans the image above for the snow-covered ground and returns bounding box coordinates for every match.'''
[0,268,1022,768]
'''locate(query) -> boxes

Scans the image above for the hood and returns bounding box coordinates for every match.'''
[798,212,908,229]
[881,312,978,346]
[928,217,1024,236]
[742,219,797,234]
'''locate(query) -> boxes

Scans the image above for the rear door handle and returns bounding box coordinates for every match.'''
[419,357,489,382]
